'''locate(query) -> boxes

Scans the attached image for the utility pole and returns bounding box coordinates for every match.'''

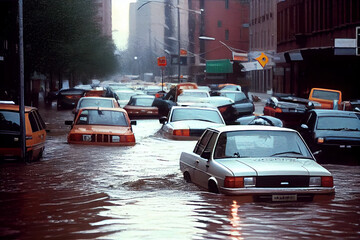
[177,0,181,83]
[18,0,26,161]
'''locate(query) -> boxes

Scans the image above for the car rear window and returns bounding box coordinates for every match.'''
[79,99,113,109]
[317,116,360,130]
[0,110,20,131]
[130,97,154,107]
[171,108,224,124]
[312,90,339,101]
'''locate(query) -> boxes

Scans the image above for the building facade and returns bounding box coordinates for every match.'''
[128,0,190,80]
[95,0,112,37]
[249,0,279,93]
[276,0,360,99]
[195,0,250,86]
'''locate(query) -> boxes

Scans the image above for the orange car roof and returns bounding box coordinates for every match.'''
[0,104,36,112]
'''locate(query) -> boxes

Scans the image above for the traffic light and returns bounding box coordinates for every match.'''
[357,27,360,56]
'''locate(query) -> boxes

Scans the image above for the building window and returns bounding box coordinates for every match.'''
[225,29,229,40]
[225,0,229,9]
[218,20,222,27]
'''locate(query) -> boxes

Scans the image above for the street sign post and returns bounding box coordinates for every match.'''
[157,56,167,91]
[157,56,167,67]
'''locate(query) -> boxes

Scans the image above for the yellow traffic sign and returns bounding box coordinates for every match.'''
[255,52,269,68]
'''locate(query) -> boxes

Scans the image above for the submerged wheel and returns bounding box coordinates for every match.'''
[183,172,192,183]
[208,180,219,194]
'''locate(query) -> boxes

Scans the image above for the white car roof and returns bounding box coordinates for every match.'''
[208,125,297,133]
[171,105,219,111]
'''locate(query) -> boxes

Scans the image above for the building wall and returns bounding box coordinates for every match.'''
[249,0,279,93]
[277,0,360,52]
[95,0,112,37]
[276,0,360,99]
[202,0,250,60]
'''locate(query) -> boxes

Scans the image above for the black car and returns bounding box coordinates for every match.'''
[219,91,254,117]
[263,94,319,129]
[298,109,360,161]
[56,88,86,110]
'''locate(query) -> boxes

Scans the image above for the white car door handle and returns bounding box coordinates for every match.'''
[196,160,200,164]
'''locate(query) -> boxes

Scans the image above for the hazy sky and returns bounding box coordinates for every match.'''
[112,0,136,50]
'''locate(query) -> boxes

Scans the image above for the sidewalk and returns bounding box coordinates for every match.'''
[248,91,272,115]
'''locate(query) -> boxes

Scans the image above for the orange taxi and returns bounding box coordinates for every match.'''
[0,104,46,161]
[66,107,136,146]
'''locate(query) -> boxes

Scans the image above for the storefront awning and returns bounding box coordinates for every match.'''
[206,59,233,73]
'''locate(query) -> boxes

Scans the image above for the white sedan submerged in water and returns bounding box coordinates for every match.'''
[180,125,335,201]
[159,106,225,140]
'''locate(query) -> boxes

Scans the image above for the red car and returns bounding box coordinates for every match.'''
[124,95,159,119]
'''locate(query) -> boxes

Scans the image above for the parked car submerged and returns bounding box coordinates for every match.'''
[0,104,46,161]
[298,109,360,160]
[57,88,86,110]
[124,95,159,119]
[159,106,225,140]
[65,107,136,146]
[263,95,319,129]
[219,91,254,117]
[180,125,335,201]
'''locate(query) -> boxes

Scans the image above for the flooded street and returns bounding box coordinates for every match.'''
[1,105,359,240]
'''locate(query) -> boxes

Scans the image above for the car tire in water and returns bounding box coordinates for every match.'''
[183,172,191,183]
[208,180,219,194]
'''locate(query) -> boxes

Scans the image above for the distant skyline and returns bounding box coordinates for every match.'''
[112,0,136,50]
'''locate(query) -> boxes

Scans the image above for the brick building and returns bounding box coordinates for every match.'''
[275,0,360,99]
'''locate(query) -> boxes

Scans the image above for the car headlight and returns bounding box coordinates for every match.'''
[244,177,256,187]
[224,176,256,188]
[112,136,120,143]
[309,176,333,187]
[317,137,324,144]
[309,177,321,187]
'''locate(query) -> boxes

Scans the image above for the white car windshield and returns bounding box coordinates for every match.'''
[214,130,312,159]
[171,108,224,124]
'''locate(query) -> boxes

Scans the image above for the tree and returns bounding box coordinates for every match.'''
[23,0,119,87]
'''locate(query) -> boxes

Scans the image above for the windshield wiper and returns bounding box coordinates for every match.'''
[322,128,359,131]
[191,119,216,123]
[270,151,303,157]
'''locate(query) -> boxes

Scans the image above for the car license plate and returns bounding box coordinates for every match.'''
[272,194,297,202]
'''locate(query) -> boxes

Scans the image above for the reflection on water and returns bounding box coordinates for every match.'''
[0,107,359,239]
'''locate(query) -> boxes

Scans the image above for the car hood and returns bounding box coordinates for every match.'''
[170,120,225,129]
[72,125,132,134]
[314,129,360,139]
[216,157,330,176]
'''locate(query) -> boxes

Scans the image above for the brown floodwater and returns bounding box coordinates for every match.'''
[0,104,359,239]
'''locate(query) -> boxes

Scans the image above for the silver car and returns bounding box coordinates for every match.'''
[180,125,335,201]
[159,106,225,140]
